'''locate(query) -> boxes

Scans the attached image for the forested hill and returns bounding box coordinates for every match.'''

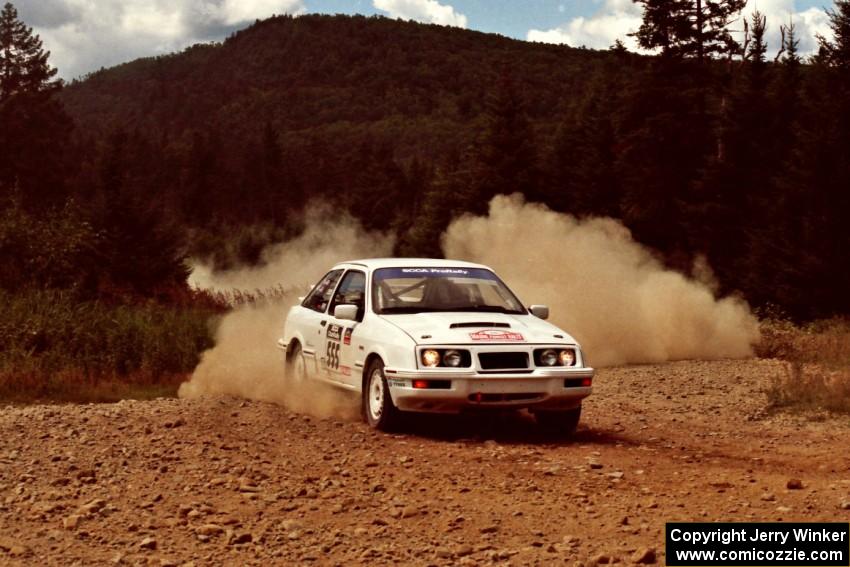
[61,14,615,161]
[43,12,850,320]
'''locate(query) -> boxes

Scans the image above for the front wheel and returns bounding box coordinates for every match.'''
[362,358,401,431]
[535,405,581,436]
[286,342,307,385]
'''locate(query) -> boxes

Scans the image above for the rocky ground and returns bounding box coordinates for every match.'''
[1,358,850,566]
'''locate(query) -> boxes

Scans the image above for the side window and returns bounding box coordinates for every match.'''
[330,270,366,321]
[302,270,344,313]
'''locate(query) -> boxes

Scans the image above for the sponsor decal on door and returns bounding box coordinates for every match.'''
[325,324,355,370]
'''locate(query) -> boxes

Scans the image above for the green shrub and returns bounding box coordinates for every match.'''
[0,289,218,400]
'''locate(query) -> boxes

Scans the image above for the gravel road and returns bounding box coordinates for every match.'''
[1,358,849,566]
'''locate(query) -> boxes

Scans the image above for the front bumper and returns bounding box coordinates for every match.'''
[383,366,594,413]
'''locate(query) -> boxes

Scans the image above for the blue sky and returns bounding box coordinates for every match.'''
[16,0,837,80]
[307,0,831,41]
[307,0,592,38]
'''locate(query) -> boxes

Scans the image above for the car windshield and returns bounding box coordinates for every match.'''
[372,267,526,315]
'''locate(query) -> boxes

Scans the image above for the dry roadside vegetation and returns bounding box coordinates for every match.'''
[0,289,221,403]
[0,288,295,403]
[758,318,850,413]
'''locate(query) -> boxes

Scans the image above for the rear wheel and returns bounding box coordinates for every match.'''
[362,358,401,431]
[286,342,307,385]
[535,405,581,436]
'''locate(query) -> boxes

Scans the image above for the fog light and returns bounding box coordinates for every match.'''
[421,349,440,367]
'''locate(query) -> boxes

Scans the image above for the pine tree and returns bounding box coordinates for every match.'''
[817,0,850,69]
[469,71,539,212]
[631,0,747,62]
[183,130,222,225]
[0,2,70,210]
[93,128,190,299]
[689,11,775,294]
[740,19,807,311]
[546,75,621,218]
[746,11,768,87]
[259,121,285,222]
[792,0,850,316]
[0,2,59,101]
[772,20,802,140]
[396,162,459,258]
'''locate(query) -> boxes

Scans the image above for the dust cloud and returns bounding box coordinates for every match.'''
[182,195,760,412]
[187,209,392,292]
[442,194,760,367]
[178,209,394,418]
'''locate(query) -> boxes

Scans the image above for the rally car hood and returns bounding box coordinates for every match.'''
[378,311,578,345]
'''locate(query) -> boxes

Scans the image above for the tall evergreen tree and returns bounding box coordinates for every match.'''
[746,11,768,84]
[546,74,621,218]
[0,2,59,100]
[789,0,850,317]
[752,4,850,318]
[817,0,850,69]
[632,0,747,61]
[692,12,775,294]
[468,71,539,212]
[0,2,70,209]
[770,19,802,157]
[93,128,190,299]
[742,18,804,310]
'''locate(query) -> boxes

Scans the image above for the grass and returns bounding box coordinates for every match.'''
[0,289,221,402]
[758,317,850,413]
[0,371,185,404]
[197,285,292,307]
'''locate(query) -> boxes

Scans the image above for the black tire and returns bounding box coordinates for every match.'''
[362,358,401,431]
[535,405,581,436]
[285,342,307,385]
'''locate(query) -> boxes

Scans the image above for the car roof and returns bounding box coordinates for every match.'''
[333,258,490,271]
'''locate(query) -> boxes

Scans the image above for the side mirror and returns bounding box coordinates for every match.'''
[334,304,359,321]
[529,305,549,320]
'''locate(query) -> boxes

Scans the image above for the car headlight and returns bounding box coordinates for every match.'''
[539,349,559,366]
[421,349,441,367]
[443,349,463,367]
[559,349,576,366]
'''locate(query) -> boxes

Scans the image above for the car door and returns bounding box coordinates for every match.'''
[325,269,366,388]
[298,269,344,377]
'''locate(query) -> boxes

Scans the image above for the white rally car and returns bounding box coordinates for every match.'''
[278,259,594,433]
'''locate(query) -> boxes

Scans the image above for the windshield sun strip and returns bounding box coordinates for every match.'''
[370,267,527,315]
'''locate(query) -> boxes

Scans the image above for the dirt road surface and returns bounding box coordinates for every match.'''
[2,359,849,566]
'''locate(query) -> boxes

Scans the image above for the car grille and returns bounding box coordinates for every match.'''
[478,352,529,370]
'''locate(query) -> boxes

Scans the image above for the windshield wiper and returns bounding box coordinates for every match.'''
[455,305,526,314]
[378,306,525,315]
[378,306,430,314]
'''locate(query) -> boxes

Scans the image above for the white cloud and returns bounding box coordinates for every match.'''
[527,0,832,57]
[15,0,305,80]
[739,1,831,58]
[527,0,642,51]
[373,0,467,28]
